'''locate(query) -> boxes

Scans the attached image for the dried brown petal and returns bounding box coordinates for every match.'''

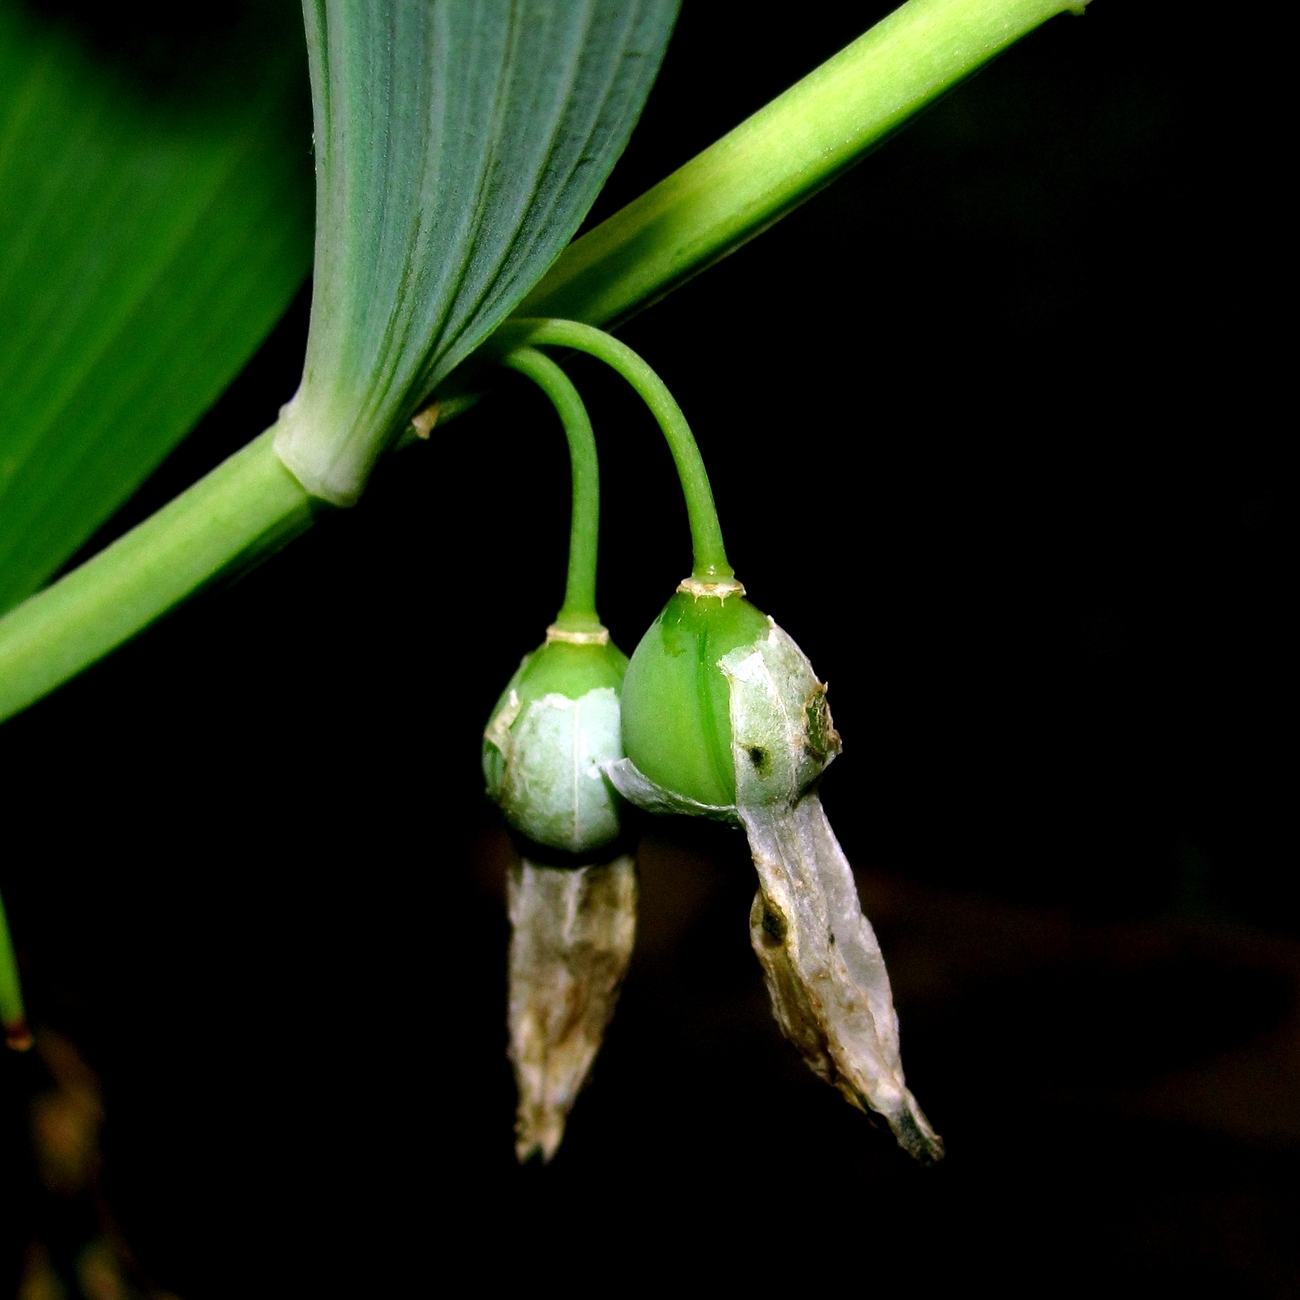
[743,794,943,1163]
[507,855,637,1162]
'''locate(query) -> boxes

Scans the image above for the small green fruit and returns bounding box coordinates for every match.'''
[483,630,629,855]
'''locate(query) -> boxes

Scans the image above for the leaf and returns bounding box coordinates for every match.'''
[0,1,313,616]
[273,0,679,505]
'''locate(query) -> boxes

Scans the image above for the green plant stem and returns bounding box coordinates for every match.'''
[500,346,602,631]
[519,0,1084,328]
[501,319,732,583]
[0,0,1083,724]
[0,887,31,1050]
[0,429,312,724]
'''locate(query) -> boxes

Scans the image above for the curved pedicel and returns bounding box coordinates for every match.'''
[481,341,637,1164]
[491,319,942,1161]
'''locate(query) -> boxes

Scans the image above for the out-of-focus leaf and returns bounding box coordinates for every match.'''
[0,1,313,615]
[274,0,679,505]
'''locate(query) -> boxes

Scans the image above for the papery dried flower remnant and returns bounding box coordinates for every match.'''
[744,798,943,1161]
[726,624,943,1162]
[614,591,943,1161]
[508,856,637,1162]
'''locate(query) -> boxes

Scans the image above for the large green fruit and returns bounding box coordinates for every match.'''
[620,590,771,807]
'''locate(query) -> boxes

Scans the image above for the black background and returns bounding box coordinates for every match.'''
[1,1,1294,1296]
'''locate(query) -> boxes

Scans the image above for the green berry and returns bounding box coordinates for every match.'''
[619,582,842,812]
[483,632,629,855]
[620,586,771,807]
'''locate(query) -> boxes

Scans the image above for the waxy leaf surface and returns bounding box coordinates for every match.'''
[277,0,679,503]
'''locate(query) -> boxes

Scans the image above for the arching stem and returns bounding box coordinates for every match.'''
[499,346,603,633]
[499,319,734,584]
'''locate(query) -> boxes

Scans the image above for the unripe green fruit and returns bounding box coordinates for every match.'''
[619,583,842,812]
[620,588,772,807]
[483,634,629,855]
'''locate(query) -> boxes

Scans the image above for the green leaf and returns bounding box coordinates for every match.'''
[273,0,679,505]
[0,2,313,616]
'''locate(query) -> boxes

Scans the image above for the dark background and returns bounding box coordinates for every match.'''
[1,1,1294,1296]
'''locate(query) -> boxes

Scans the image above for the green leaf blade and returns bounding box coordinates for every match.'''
[0,3,313,614]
